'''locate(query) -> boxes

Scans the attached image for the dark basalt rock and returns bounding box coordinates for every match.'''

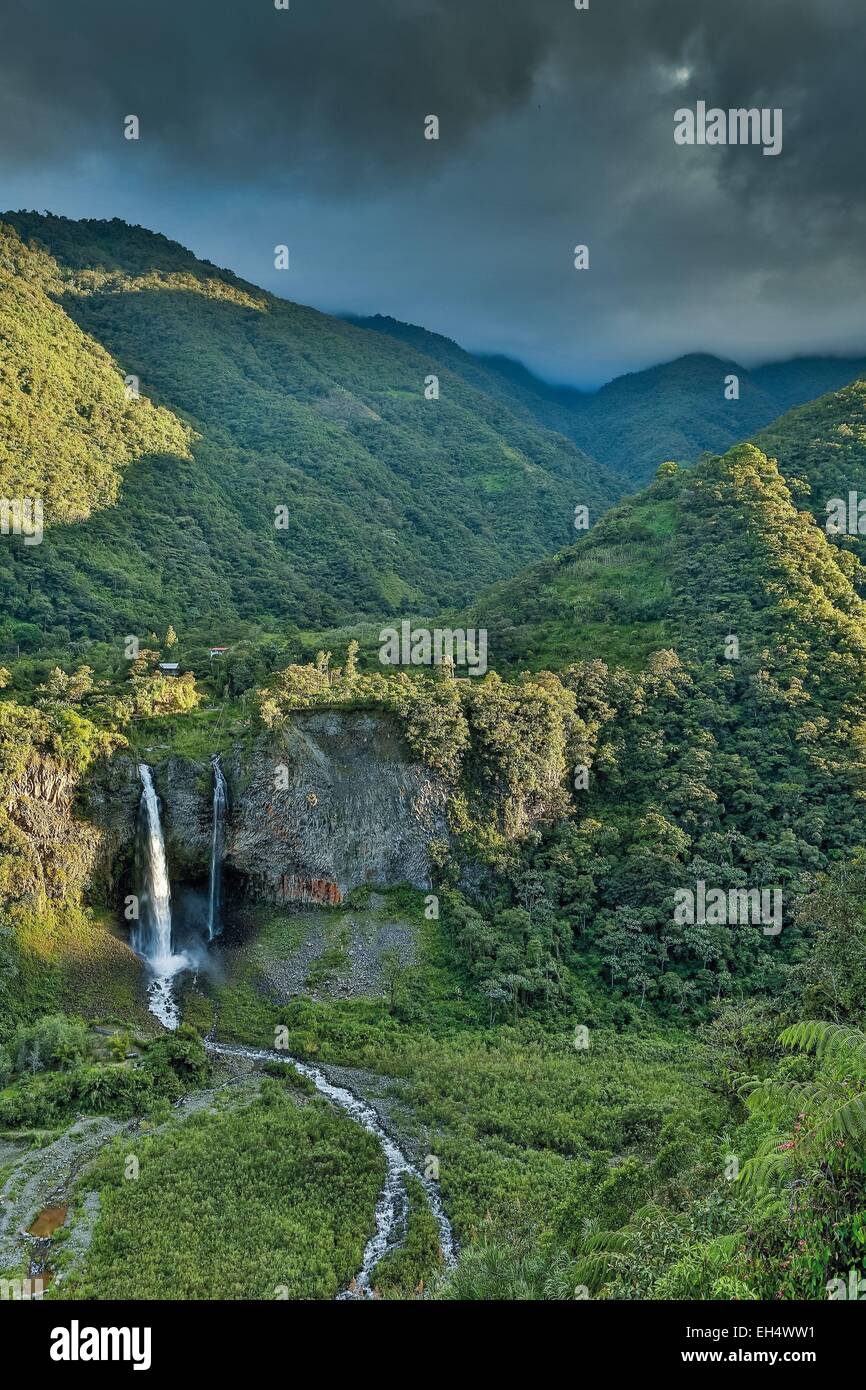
[85,709,449,903]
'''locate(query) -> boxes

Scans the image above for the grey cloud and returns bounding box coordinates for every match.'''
[1,0,865,385]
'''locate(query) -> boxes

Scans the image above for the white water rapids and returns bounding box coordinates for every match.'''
[206,1040,457,1298]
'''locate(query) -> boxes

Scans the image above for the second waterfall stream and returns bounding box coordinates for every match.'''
[206,755,228,941]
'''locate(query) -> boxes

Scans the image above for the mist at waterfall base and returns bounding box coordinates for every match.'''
[133,763,227,1029]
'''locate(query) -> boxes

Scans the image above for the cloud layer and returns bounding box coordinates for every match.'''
[1,0,864,384]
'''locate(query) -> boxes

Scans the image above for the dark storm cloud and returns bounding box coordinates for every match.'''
[0,0,554,187]
[1,0,865,384]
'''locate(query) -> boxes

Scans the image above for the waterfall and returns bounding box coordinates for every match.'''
[135,764,185,1029]
[206,756,228,941]
[135,765,173,964]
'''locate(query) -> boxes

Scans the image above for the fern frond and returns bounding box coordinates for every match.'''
[737,1145,795,1189]
[578,1230,632,1255]
[742,1075,848,1121]
[703,1233,743,1264]
[779,1021,866,1073]
[793,1090,866,1160]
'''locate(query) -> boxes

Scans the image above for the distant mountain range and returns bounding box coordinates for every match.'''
[3,210,866,660]
[352,313,866,485]
[0,212,616,651]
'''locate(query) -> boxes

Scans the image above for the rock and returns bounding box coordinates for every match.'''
[227,711,448,901]
[84,709,449,904]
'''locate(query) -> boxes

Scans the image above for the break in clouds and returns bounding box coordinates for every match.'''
[1,0,865,384]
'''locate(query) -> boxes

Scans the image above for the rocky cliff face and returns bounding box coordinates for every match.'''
[226,710,448,902]
[86,710,448,902]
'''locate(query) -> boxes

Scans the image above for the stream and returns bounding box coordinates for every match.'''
[206,1040,457,1298]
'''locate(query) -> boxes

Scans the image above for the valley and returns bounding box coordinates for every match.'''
[2,213,866,1306]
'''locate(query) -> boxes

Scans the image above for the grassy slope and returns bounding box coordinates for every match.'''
[468,488,678,673]
[753,377,866,518]
[5,904,157,1039]
[467,380,866,674]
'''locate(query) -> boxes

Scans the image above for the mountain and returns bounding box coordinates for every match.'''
[0,226,194,524]
[467,378,866,674]
[752,377,866,522]
[6,235,866,1314]
[457,436,866,1003]
[353,313,866,486]
[344,313,594,443]
[0,213,618,652]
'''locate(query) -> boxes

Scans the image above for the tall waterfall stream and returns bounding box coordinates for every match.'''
[206,756,227,941]
[135,764,186,1029]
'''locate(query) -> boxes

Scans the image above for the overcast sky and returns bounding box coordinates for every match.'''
[1,0,864,387]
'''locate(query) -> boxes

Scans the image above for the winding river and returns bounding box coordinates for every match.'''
[205,1040,456,1297]
[133,763,456,1295]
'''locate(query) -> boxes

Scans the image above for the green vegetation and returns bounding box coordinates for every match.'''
[754,377,866,542]
[443,444,866,1013]
[0,212,618,654]
[58,1086,385,1300]
[357,316,866,485]
[0,223,193,523]
[0,1025,209,1129]
[374,1175,443,1298]
[466,487,678,672]
[4,218,866,1301]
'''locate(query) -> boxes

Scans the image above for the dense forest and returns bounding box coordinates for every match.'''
[2,214,866,1305]
[0,213,617,653]
[357,312,866,486]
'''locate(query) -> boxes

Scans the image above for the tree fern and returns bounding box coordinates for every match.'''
[778,1020,866,1069]
[738,1020,866,1189]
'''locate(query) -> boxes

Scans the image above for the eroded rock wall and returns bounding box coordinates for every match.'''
[86,710,448,902]
[226,710,447,901]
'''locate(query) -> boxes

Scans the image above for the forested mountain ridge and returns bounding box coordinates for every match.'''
[471,378,866,673]
[0,225,194,522]
[753,377,866,523]
[432,439,866,1018]
[0,213,618,651]
[355,312,866,485]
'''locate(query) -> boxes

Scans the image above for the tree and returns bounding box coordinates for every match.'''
[380,948,405,1014]
[600,909,666,1003]
[791,866,866,1021]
